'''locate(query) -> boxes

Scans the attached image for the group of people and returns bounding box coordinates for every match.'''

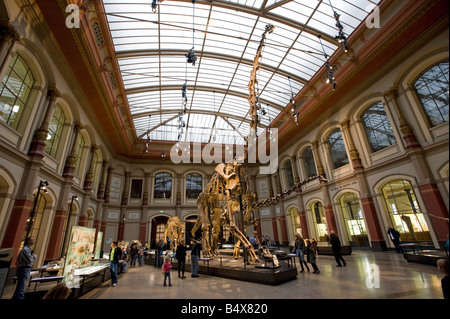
[292,231,347,275]
[160,238,202,287]
[12,232,449,300]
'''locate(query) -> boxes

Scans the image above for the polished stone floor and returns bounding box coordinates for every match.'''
[80,250,444,300]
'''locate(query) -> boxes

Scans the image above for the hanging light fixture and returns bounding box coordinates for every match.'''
[318,35,337,91]
[185,0,197,66]
[151,0,164,13]
[143,115,151,155]
[328,0,349,53]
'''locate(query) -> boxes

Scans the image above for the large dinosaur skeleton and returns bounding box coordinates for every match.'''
[190,24,327,263]
[190,25,274,263]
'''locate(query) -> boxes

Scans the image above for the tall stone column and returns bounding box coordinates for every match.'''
[83,145,98,191]
[384,88,420,150]
[296,190,309,239]
[142,172,150,206]
[97,160,109,199]
[290,156,300,184]
[121,171,130,206]
[312,140,325,177]
[340,119,364,171]
[63,123,82,178]
[0,23,21,76]
[28,88,61,158]
[104,166,114,204]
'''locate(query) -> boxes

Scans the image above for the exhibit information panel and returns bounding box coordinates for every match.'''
[94,231,103,259]
[63,226,96,288]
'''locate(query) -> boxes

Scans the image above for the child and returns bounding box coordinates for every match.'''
[162,256,172,286]
[306,239,320,274]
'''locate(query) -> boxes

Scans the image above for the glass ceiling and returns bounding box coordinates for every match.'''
[102,0,381,145]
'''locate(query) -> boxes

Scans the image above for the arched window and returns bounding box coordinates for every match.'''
[74,134,85,177]
[381,179,431,242]
[361,102,396,152]
[413,61,449,127]
[186,173,202,199]
[311,201,328,242]
[44,103,65,158]
[328,129,349,169]
[154,172,172,199]
[283,160,295,188]
[302,146,317,178]
[339,193,369,247]
[0,53,35,129]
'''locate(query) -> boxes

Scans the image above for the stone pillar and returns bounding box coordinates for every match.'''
[279,215,289,246]
[271,217,279,245]
[408,149,449,245]
[354,170,386,251]
[97,160,109,199]
[0,23,21,76]
[296,191,309,239]
[28,88,61,158]
[121,171,130,206]
[312,140,325,177]
[142,172,150,206]
[63,123,82,178]
[384,88,420,150]
[290,156,300,184]
[104,166,114,203]
[340,119,364,171]
[83,145,98,191]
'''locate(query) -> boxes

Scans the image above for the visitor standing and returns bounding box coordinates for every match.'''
[306,239,320,274]
[191,239,202,278]
[12,237,37,299]
[329,230,346,267]
[176,240,187,279]
[162,256,172,286]
[387,226,401,253]
[293,233,309,272]
[130,242,138,268]
[138,245,144,267]
[109,241,122,287]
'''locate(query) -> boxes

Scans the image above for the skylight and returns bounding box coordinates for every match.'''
[102,0,381,144]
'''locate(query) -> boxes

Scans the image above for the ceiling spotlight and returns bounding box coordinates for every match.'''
[151,0,163,13]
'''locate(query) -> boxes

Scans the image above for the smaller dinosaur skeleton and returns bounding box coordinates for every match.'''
[164,216,184,250]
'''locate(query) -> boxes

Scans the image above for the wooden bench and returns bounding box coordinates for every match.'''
[29,276,64,292]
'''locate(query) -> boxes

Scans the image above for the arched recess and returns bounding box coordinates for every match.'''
[27,184,57,266]
[373,175,436,245]
[285,204,301,244]
[305,198,328,243]
[333,189,370,248]
[0,166,17,241]
[148,214,170,249]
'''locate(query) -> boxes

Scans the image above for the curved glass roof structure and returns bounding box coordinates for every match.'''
[102,0,381,144]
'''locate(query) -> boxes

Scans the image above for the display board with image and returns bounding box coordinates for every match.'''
[94,231,103,259]
[63,226,96,287]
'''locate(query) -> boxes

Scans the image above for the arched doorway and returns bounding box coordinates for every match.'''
[288,206,302,239]
[309,201,328,242]
[150,216,169,249]
[381,179,432,242]
[338,192,369,248]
